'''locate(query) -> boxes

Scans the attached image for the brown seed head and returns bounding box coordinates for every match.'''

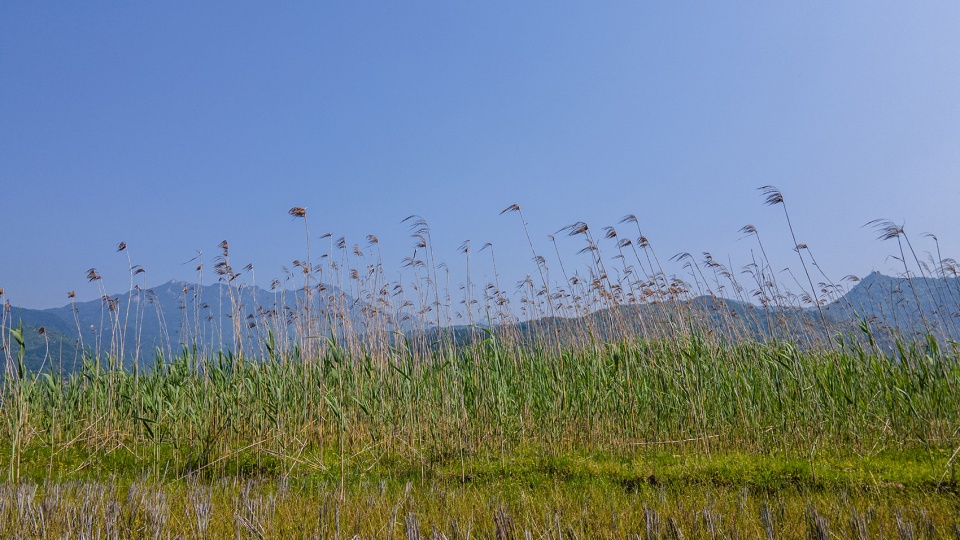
[289,206,307,218]
[759,185,784,206]
[866,219,905,241]
[562,221,590,236]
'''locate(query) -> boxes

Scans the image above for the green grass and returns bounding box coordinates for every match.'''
[1,332,959,536]
[0,460,957,539]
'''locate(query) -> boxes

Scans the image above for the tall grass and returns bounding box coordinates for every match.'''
[1,332,958,482]
[1,188,959,535]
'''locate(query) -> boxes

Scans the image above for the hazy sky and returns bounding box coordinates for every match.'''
[2,2,958,309]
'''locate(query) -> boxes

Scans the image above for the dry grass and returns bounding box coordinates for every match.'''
[0,477,958,539]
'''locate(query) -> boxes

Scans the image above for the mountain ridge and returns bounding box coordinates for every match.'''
[3,272,958,373]
[2,278,416,372]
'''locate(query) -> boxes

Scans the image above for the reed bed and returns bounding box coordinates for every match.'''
[1,336,959,481]
[1,187,959,536]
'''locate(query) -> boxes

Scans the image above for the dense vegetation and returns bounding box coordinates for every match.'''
[1,191,959,538]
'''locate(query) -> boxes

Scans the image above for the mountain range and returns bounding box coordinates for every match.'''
[2,272,958,373]
[1,279,413,373]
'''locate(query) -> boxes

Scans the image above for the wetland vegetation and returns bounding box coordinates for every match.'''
[2,189,959,538]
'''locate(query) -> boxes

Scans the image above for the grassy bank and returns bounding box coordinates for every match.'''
[1,473,958,539]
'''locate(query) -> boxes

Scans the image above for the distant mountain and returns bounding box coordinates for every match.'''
[427,294,838,350]
[830,271,960,342]
[4,272,958,373]
[422,273,960,351]
[2,279,416,373]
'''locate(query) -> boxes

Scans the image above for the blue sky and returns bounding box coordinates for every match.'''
[2,2,958,309]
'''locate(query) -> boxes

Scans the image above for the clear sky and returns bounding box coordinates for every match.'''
[2,2,959,310]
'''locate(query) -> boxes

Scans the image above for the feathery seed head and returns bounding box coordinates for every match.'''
[562,222,590,236]
[759,185,784,206]
[866,219,905,241]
